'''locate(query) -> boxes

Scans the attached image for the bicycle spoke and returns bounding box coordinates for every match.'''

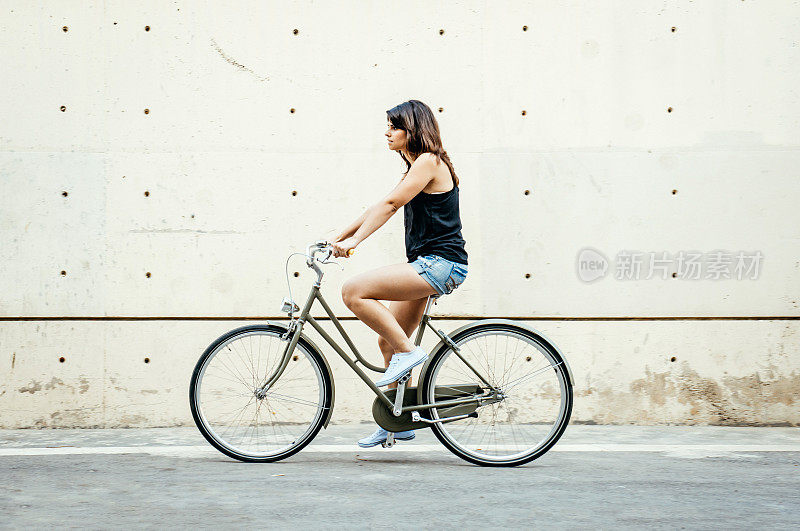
[266,391,328,410]
[502,361,563,392]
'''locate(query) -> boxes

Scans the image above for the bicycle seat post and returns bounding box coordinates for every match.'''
[423,294,439,317]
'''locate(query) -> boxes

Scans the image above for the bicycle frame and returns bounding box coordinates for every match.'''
[258,281,499,414]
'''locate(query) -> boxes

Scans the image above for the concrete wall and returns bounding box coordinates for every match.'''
[1,1,798,428]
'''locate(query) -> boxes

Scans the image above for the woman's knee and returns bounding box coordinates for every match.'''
[341,279,360,308]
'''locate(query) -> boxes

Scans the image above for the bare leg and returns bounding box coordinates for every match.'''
[342,262,438,355]
[377,298,429,389]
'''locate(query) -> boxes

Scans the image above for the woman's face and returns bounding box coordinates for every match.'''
[386,121,407,152]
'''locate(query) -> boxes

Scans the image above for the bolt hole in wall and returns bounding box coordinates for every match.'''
[524,189,530,195]
[144,190,149,197]
[59,105,66,112]
[525,273,531,279]
[144,357,150,364]
[62,22,161,33]
[60,270,66,276]
[62,191,68,197]
[667,106,673,113]
[672,189,677,195]
[144,108,150,114]
[59,357,65,363]
[671,356,677,362]
[145,272,151,278]
[290,108,295,114]
[291,190,297,196]
[293,272,299,277]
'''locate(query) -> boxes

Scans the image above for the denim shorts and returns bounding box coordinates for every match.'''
[409,254,468,296]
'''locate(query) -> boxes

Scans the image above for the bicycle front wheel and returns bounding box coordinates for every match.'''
[190,324,332,462]
[421,322,572,467]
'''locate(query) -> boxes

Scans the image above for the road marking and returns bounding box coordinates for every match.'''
[0,444,798,457]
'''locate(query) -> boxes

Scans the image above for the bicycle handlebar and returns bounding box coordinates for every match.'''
[305,240,355,267]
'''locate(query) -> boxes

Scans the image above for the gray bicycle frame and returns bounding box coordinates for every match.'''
[257,245,499,414]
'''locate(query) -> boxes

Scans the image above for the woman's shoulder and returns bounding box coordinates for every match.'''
[413,152,440,166]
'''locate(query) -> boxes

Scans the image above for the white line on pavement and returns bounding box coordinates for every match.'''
[0,444,798,457]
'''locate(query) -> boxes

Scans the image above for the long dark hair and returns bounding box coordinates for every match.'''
[386,100,459,187]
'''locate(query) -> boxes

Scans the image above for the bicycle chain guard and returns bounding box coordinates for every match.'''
[371,384,483,432]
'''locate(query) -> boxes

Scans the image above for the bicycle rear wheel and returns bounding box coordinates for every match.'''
[421,322,572,467]
[190,324,332,462]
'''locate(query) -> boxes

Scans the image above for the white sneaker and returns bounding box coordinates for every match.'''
[375,346,429,387]
[357,426,415,448]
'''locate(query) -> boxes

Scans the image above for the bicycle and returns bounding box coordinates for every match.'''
[190,240,574,467]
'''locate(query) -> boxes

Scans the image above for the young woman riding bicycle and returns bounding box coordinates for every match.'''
[329,99,469,448]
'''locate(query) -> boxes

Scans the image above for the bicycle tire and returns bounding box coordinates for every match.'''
[189,324,333,463]
[421,322,573,467]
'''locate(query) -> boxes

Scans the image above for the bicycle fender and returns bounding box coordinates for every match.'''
[265,320,336,429]
[415,318,574,406]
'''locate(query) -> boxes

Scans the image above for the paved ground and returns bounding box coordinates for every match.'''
[1,425,799,529]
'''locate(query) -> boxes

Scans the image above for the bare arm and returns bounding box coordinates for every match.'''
[331,154,436,257]
[351,202,397,244]
[351,154,437,245]
[334,173,407,242]
[333,208,369,242]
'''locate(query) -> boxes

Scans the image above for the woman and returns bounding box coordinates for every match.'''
[330,99,469,448]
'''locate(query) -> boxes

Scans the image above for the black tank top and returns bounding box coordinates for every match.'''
[403,174,468,265]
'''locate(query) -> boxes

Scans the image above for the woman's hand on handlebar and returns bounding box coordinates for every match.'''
[331,237,358,258]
